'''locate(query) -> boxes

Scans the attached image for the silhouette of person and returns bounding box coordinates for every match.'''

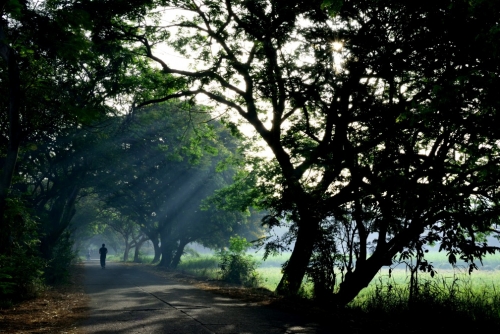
[99,243,108,268]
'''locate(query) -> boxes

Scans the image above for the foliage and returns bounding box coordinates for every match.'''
[43,231,77,285]
[1,0,172,301]
[2,0,499,309]
[174,254,219,279]
[305,225,346,300]
[89,101,264,268]
[183,247,201,258]
[124,0,500,303]
[0,197,46,305]
[217,236,260,287]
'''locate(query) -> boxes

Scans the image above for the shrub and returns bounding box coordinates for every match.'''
[0,197,46,306]
[44,230,77,285]
[217,236,260,287]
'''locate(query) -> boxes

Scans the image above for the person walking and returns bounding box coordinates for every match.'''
[99,243,108,269]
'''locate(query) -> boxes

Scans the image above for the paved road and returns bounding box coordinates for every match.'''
[81,261,332,333]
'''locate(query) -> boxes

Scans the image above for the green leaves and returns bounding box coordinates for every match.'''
[217,236,260,286]
[135,0,500,301]
[5,0,23,19]
[448,253,457,265]
[321,0,343,16]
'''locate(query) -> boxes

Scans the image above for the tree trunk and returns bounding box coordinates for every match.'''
[40,186,80,259]
[141,228,161,263]
[335,251,391,307]
[133,243,141,262]
[158,229,176,267]
[123,243,130,262]
[152,239,161,263]
[276,218,319,296]
[133,236,148,262]
[0,27,21,255]
[170,238,190,269]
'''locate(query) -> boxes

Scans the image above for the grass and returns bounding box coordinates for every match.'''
[390,251,500,271]
[176,255,220,279]
[353,268,500,300]
[348,270,500,329]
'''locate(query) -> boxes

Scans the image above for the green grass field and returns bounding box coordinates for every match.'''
[175,251,500,302]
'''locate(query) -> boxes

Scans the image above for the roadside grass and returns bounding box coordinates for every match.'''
[176,255,220,280]
[105,254,121,261]
[174,252,313,295]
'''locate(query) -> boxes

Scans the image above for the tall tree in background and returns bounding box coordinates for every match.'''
[93,101,263,267]
[124,0,500,304]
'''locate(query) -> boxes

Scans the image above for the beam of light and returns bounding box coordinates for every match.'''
[332,41,343,51]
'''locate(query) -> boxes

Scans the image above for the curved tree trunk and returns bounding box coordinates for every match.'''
[133,236,148,262]
[141,229,161,263]
[151,239,161,263]
[170,237,190,269]
[123,243,131,262]
[335,251,391,307]
[276,218,319,295]
[158,230,176,267]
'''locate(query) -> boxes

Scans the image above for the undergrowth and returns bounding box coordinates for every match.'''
[349,271,500,325]
[176,255,219,279]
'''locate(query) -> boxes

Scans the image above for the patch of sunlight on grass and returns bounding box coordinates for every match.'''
[256,267,282,290]
[176,255,219,279]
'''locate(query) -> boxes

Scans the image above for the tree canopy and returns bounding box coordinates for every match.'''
[2,0,500,308]
[122,0,500,305]
[1,0,261,299]
[91,101,264,267]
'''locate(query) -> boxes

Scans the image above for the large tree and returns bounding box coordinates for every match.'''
[120,0,500,305]
[0,0,171,254]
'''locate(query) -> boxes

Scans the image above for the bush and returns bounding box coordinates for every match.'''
[0,197,46,306]
[217,236,260,287]
[44,230,77,285]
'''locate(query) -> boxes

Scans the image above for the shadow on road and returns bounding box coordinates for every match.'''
[81,262,331,333]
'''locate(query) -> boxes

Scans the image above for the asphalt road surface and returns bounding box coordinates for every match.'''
[81,261,332,333]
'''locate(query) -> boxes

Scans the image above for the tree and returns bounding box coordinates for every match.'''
[121,0,500,305]
[0,0,171,254]
[95,101,263,267]
[97,208,147,262]
[71,194,103,255]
